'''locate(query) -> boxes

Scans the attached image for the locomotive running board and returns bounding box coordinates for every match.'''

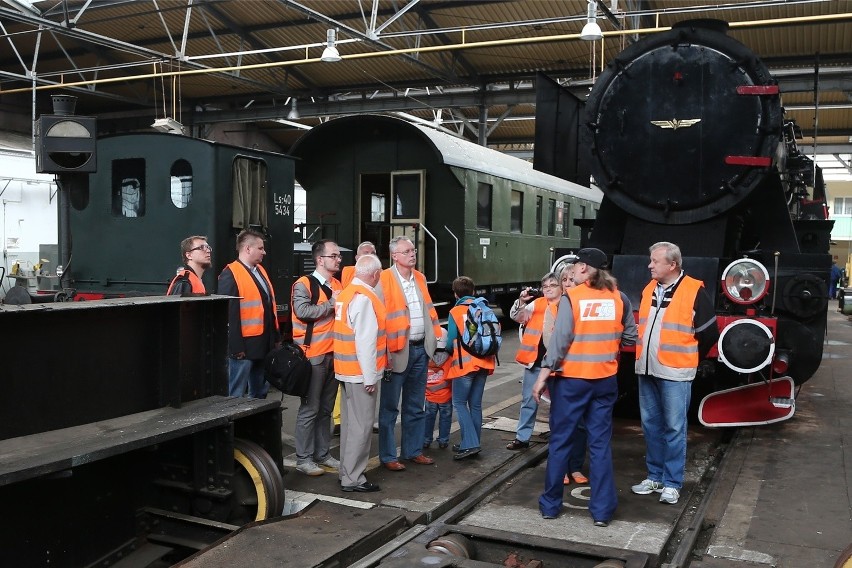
[698,376,796,427]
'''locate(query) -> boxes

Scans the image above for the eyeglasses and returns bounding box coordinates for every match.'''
[542,283,560,289]
[394,248,417,256]
[190,244,212,252]
[320,254,342,259]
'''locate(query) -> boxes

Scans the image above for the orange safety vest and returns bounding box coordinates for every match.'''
[555,283,624,379]
[446,301,496,379]
[227,261,277,338]
[426,360,452,404]
[379,268,441,353]
[333,283,388,376]
[291,275,342,358]
[340,266,355,288]
[515,298,558,366]
[636,275,702,368]
[167,268,206,295]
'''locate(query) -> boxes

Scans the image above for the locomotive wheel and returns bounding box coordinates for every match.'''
[232,438,285,524]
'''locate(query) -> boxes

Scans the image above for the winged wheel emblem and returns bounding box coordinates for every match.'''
[650,118,701,130]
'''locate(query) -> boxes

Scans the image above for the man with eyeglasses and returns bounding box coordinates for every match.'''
[167,235,211,295]
[375,236,442,471]
[291,239,343,476]
[218,229,279,399]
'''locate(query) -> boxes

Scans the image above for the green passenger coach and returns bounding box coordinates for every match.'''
[290,114,601,313]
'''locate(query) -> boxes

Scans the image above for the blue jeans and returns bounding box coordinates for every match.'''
[539,376,617,522]
[638,374,692,489]
[452,370,487,451]
[424,401,452,445]
[516,366,541,442]
[379,344,428,463]
[228,358,268,398]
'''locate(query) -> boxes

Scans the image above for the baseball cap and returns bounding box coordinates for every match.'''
[575,248,609,269]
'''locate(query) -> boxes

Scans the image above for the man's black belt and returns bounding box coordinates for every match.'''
[409,338,425,346]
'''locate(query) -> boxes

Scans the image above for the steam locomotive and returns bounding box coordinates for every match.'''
[578,20,832,426]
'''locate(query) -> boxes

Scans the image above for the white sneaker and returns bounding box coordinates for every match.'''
[631,478,664,495]
[316,456,340,470]
[296,461,324,476]
[659,487,680,504]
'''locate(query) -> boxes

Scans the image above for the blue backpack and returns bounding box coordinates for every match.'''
[458,297,502,362]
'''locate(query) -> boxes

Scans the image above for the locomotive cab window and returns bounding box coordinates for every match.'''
[112,158,145,218]
[232,156,268,230]
[170,159,193,209]
[477,182,493,230]
[510,190,523,233]
[391,171,423,221]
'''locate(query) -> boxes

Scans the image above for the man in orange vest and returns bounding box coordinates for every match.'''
[532,248,637,527]
[291,239,343,476]
[340,241,377,288]
[218,229,279,399]
[335,240,377,435]
[631,242,718,505]
[167,235,210,295]
[375,236,442,471]
[333,254,386,492]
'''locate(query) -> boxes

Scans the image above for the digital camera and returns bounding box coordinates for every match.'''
[527,288,544,299]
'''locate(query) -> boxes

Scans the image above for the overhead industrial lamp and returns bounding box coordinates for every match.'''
[321,28,341,62]
[580,0,603,41]
[287,98,300,120]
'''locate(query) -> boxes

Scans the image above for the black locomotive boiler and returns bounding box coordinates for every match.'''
[579,20,832,426]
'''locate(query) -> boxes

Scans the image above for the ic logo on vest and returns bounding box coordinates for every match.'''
[579,299,616,321]
[335,301,343,321]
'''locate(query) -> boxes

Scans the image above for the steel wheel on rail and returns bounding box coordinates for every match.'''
[231,438,285,525]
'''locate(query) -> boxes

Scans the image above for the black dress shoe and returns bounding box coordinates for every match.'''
[453,447,481,460]
[593,520,609,527]
[342,481,381,492]
[452,444,461,452]
[506,439,530,450]
[438,442,448,449]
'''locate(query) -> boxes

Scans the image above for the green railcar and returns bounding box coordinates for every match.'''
[291,115,602,313]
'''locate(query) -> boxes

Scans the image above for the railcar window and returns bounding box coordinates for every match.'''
[112,158,145,218]
[510,190,523,233]
[477,183,493,230]
[580,205,587,219]
[562,202,570,237]
[170,159,193,208]
[232,157,267,230]
[392,173,421,219]
[547,199,556,236]
[536,196,543,235]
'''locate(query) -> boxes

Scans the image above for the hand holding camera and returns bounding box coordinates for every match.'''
[519,287,543,302]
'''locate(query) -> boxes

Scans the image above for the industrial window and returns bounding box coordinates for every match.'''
[535,196,543,235]
[112,158,145,218]
[562,202,571,237]
[170,159,193,208]
[547,198,556,236]
[510,190,523,233]
[833,197,852,215]
[477,182,493,230]
[580,204,587,219]
[371,193,386,221]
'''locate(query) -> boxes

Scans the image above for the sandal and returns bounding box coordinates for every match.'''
[506,439,530,450]
[571,472,589,484]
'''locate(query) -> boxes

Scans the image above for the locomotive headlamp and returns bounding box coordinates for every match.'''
[722,258,770,304]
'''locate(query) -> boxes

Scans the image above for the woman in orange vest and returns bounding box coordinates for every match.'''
[532,248,638,527]
[506,272,562,451]
[445,276,496,460]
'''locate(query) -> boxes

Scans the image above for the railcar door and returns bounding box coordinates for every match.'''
[359,170,426,273]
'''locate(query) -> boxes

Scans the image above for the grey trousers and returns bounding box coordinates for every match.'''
[339,381,377,487]
[295,353,338,463]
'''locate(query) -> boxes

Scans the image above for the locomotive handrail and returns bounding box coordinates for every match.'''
[444,225,459,278]
[420,222,438,284]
